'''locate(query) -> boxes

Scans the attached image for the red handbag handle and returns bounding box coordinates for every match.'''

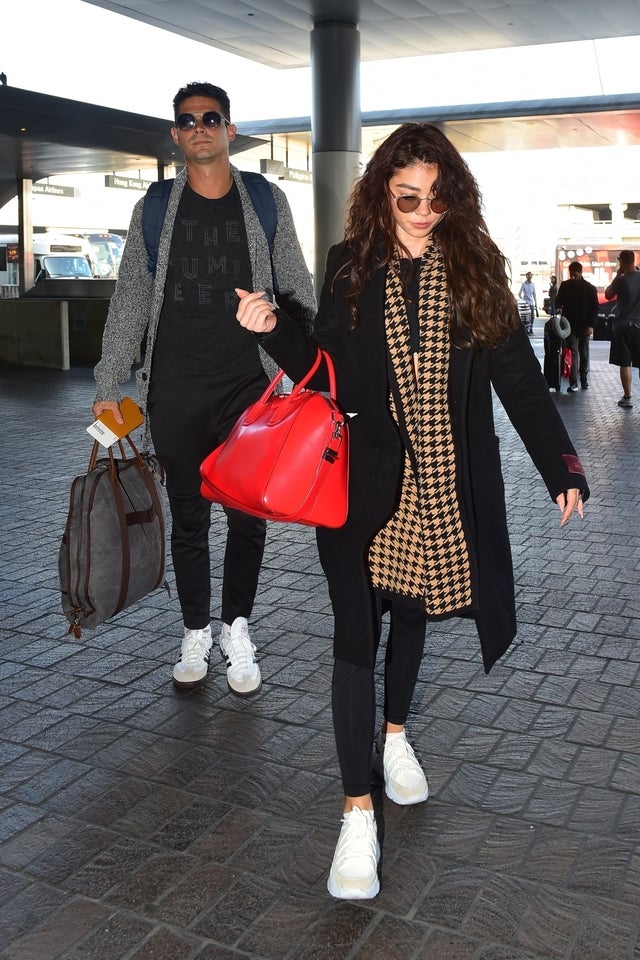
[244,349,337,425]
[322,351,337,397]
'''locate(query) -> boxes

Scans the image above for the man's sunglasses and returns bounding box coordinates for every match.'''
[175,111,229,131]
[390,192,447,214]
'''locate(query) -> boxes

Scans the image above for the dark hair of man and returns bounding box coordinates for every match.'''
[338,122,519,347]
[173,82,231,121]
[568,261,583,277]
[619,250,636,268]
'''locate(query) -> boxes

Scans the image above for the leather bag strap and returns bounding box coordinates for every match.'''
[244,348,335,426]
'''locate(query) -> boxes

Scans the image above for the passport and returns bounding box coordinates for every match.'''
[86,396,144,448]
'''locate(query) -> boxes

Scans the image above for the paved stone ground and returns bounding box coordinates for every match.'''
[0,328,639,960]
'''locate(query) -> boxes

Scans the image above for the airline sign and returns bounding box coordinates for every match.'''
[259,159,312,184]
[33,184,76,198]
[105,175,153,191]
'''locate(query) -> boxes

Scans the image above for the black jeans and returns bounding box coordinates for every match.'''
[331,599,427,797]
[148,373,268,629]
[566,331,590,387]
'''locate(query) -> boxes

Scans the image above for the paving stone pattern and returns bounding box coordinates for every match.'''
[0,332,639,960]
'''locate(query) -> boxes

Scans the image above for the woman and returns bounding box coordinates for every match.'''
[236,123,588,901]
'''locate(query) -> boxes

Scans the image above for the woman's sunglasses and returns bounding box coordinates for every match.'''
[175,111,229,131]
[390,192,447,215]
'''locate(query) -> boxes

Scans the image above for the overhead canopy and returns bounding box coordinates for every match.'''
[82,0,640,70]
[0,84,264,206]
[245,93,640,156]
[3,1,640,195]
[78,0,640,283]
[3,0,640,289]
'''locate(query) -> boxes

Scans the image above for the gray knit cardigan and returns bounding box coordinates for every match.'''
[94,165,317,412]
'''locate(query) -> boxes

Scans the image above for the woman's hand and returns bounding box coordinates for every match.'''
[555,488,585,526]
[236,288,277,334]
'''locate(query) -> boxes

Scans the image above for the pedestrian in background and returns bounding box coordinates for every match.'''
[605,249,640,408]
[548,273,558,316]
[236,122,589,901]
[555,261,598,392]
[93,81,316,695]
[518,271,537,333]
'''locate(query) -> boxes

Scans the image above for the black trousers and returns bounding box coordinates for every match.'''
[331,599,427,797]
[566,331,590,387]
[148,372,268,629]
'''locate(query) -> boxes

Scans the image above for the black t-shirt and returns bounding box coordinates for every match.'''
[152,181,264,382]
[608,269,640,322]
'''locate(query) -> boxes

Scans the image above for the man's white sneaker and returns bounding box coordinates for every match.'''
[327,806,380,900]
[172,625,212,689]
[373,730,429,806]
[219,617,261,696]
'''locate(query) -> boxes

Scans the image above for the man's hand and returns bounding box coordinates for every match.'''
[92,400,124,424]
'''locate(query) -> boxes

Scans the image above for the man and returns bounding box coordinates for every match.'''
[93,82,316,694]
[555,261,598,393]
[605,249,640,409]
[518,271,537,334]
[548,274,558,317]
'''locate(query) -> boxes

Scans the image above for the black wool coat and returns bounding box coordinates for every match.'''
[261,244,589,673]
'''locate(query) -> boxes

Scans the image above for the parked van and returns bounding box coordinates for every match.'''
[0,233,94,291]
[34,253,93,280]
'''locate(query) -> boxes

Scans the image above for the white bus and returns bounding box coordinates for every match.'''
[77,232,124,278]
[0,233,94,293]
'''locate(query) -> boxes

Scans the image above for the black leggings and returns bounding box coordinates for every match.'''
[331,600,427,797]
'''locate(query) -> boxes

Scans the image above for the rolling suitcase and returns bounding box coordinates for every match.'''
[59,436,167,638]
[543,318,564,391]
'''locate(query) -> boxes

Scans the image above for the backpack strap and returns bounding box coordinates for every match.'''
[239,171,276,253]
[141,171,279,292]
[141,178,173,278]
[241,170,279,296]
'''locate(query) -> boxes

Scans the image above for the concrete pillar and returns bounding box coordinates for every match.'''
[17,178,34,295]
[60,300,70,370]
[310,20,361,288]
[610,201,627,242]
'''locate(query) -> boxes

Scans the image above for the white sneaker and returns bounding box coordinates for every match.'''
[172,625,212,689]
[219,617,261,696]
[373,730,429,806]
[327,806,380,900]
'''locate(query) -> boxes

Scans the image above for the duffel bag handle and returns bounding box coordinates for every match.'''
[88,434,148,476]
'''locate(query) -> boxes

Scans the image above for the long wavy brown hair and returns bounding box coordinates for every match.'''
[339,123,519,347]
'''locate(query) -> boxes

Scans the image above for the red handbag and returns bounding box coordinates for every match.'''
[200,349,349,528]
